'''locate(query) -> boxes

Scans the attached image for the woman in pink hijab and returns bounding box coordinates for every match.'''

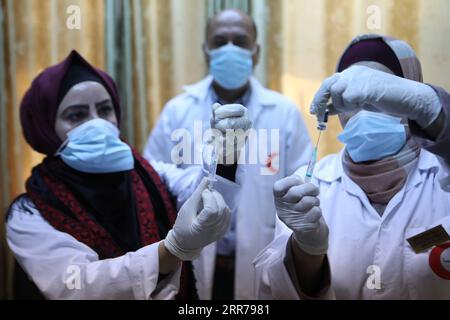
[256,34,450,300]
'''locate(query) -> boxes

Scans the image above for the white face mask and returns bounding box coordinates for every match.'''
[55,118,134,173]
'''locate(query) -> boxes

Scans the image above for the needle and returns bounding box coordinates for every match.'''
[315,130,322,149]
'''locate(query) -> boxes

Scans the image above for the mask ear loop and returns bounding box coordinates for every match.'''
[53,121,89,157]
[54,139,69,157]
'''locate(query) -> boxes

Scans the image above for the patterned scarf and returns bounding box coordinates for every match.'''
[26,149,198,299]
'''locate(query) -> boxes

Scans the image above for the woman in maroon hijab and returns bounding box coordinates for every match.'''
[6,50,231,300]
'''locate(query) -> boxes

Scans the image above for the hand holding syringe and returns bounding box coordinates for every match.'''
[305,108,329,183]
[206,102,252,190]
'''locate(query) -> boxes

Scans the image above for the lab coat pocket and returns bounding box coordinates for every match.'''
[404,226,450,300]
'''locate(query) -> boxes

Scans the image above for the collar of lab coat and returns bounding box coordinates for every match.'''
[182,75,278,107]
[312,147,441,215]
[314,147,441,188]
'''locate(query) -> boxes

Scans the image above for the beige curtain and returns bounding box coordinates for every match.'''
[104,0,209,151]
[0,0,105,299]
[103,0,272,151]
[1,0,449,299]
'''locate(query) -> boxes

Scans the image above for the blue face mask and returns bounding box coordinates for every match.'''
[56,118,134,173]
[338,111,406,163]
[208,43,254,90]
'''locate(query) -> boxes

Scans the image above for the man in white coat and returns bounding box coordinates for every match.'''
[255,35,450,299]
[144,9,312,299]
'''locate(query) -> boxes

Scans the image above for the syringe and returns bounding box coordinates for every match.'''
[206,138,219,190]
[204,103,222,190]
[305,147,318,183]
[305,109,329,183]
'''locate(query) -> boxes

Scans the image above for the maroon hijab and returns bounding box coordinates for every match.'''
[20,50,121,155]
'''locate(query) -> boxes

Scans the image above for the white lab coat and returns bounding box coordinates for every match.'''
[254,148,450,299]
[6,161,238,300]
[144,76,312,299]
